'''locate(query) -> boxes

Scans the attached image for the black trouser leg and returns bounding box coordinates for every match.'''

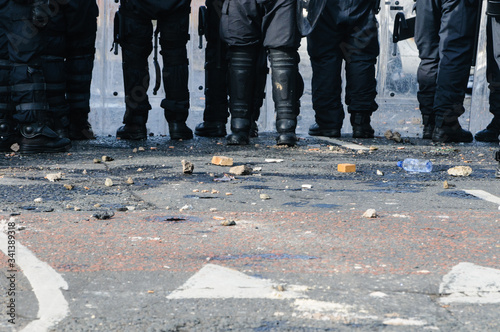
[42,55,69,138]
[0,59,16,151]
[226,46,257,145]
[269,48,300,146]
[66,31,97,140]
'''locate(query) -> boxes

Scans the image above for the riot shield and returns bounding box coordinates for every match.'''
[297,0,327,36]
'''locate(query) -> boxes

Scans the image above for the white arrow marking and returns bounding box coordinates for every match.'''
[167,264,307,299]
[439,262,500,304]
[0,218,69,332]
[463,189,500,205]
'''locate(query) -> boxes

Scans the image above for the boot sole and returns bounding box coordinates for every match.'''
[20,142,72,154]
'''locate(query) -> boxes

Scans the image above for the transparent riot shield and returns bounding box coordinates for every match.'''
[469,8,490,135]
[374,0,422,137]
[90,0,209,136]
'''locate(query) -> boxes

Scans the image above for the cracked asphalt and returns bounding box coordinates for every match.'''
[0,133,499,331]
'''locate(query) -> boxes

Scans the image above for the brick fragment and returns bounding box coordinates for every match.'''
[338,163,356,173]
[211,156,234,166]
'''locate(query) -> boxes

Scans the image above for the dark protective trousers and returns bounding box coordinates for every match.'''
[307,0,379,130]
[203,0,267,123]
[415,0,479,118]
[64,0,99,126]
[487,16,500,118]
[118,0,191,125]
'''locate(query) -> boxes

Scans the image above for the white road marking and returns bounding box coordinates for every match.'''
[167,264,307,299]
[0,218,69,332]
[463,189,500,205]
[439,262,500,304]
[383,318,427,326]
[313,137,370,151]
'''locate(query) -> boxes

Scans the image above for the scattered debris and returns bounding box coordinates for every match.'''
[209,208,218,212]
[94,203,101,208]
[225,192,233,196]
[369,146,379,151]
[74,207,81,211]
[45,172,63,182]
[11,143,19,152]
[211,156,234,166]
[447,166,473,177]
[443,181,456,189]
[82,169,88,175]
[132,148,138,153]
[137,168,143,172]
[126,177,134,184]
[214,174,235,182]
[221,219,236,226]
[193,189,199,193]
[182,160,194,174]
[102,156,113,162]
[384,130,394,140]
[213,216,225,220]
[105,178,113,187]
[179,204,193,211]
[260,194,271,200]
[92,211,114,220]
[63,184,74,190]
[138,147,145,152]
[93,158,101,164]
[301,184,313,189]
[265,158,284,163]
[211,189,219,194]
[274,284,286,292]
[376,170,384,176]
[34,197,43,203]
[229,165,252,175]
[338,163,356,173]
[362,209,378,218]
[253,167,263,171]
[127,206,135,211]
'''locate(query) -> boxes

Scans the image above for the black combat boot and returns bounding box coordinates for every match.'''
[269,49,302,146]
[350,113,374,138]
[19,120,71,154]
[116,108,148,140]
[308,123,341,137]
[432,115,473,143]
[226,47,257,145]
[422,114,435,139]
[475,117,500,142]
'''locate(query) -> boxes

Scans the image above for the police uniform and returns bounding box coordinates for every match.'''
[475,0,500,142]
[220,0,303,146]
[307,0,379,138]
[415,0,479,142]
[64,0,99,140]
[0,0,15,151]
[115,0,193,140]
[194,0,268,138]
[2,0,70,153]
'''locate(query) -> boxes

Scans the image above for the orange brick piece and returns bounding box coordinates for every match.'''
[337,163,356,173]
[211,156,234,166]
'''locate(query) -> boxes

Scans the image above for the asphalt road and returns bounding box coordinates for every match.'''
[1,133,499,331]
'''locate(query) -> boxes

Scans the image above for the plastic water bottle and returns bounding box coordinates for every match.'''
[397,158,433,172]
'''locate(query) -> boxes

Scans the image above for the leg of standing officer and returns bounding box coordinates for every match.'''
[7,1,71,153]
[475,13,500,142]
[65,0,99,140]
[158,2,193,140]
[415,0,440,139]
[115,3,153,140]
[221,0,301,146]
[41,0,70,139]
[195,0,229,137]
[0,0,17,151]
[416,0,478,143]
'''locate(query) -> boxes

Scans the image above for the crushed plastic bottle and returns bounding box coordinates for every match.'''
[397,158,433,173]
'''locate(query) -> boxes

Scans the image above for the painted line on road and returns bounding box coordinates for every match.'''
[311,136,370,151]
[0,218,69,332]
[463,189,500,205]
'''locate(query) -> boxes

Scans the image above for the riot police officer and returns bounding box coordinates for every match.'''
[65,0,99,140]
[2,0,71,153]
[306,0,379,139]
[220,0,303,146]
[415,0,479,142]
[475,0,500,142]
[114,0,193,140]
[194,0,268,138]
